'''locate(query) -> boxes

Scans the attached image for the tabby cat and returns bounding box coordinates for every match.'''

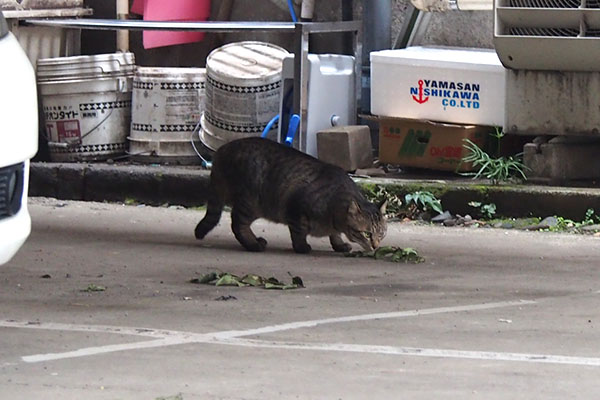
[195,137,387,253]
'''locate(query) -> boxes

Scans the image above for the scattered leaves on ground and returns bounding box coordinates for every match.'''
[346,246,424,263]
[155,394,183,400]
[214,295,237,301]
[190,271,304,290]
[81,284,106,292]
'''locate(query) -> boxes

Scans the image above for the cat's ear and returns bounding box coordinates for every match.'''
[378,199,388,215]
[348,200,361,216]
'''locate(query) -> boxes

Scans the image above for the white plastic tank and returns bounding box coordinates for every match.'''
[278,53,356,157]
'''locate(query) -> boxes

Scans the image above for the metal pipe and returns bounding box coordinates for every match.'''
[361,0,391,113]
[116,0,129,51]
[23,19,298,32]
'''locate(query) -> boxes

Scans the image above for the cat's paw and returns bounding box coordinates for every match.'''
[332,242,352,253]
[243,237,268,252]
[293,243,312,254]
[194,227,207,240]
[194,224,210,239]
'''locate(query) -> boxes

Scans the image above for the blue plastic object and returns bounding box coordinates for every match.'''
[261,114,280,138]
[284,114,300,146]
[287,0,298,22]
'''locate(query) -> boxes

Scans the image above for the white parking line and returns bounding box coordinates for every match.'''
[219,338,600,367]
[2,299,539,364]
[213,299,536,338]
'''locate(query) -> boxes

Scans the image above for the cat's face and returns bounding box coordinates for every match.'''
[345,200,387,251]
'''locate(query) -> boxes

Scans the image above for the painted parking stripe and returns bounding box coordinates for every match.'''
[0,320,179,338]
[214,300,537,339]
[3,300,536,364]
[218,338,600,367]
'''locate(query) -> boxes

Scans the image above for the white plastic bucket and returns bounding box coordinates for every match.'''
[129,66,206,164]
[201,41,288,149]
[37,52,135,162]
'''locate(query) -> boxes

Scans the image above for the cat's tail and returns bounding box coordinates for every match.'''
[194,189,224,240]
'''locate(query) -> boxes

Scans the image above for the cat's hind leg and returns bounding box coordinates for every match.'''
[194,191,224,240]
[329,233,352,253]
[231,205,267,252]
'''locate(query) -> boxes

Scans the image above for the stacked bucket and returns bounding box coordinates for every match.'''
[37,52,136,162]
[199,41,289,150]
[36,41,288,163]
[129,67,206,164]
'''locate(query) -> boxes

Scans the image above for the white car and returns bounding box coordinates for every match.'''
[0,11,38,265]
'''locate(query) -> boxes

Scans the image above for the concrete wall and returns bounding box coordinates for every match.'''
[81,0,494,66]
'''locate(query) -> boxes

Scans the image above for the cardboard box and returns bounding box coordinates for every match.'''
[370,46,506,126]
[378,117,495,172]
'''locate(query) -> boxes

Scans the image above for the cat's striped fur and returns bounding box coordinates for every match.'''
[195,137,387,253]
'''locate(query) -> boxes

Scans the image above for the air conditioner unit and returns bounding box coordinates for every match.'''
[494,0,600,71]
[494,0,600,137]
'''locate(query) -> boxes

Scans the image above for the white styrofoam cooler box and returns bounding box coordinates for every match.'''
[370,46,506,126]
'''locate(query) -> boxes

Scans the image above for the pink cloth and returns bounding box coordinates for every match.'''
[130,0,211,49]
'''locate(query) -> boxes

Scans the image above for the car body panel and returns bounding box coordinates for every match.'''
[0,11,38,265]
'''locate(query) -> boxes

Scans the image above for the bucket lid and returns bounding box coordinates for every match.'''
[206,41,288,86]
[37,52,136,82]
[135,66,206,80]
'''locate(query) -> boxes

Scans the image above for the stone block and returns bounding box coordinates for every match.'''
[317,125,373,172]
[523,137,600,184]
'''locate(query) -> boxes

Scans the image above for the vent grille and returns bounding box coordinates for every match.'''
[509,0,600,7]
[0,163,24,220]
[494,0,600,70]
[508,27,579,36]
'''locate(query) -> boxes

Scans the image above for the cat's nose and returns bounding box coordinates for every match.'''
[371,238,380,249]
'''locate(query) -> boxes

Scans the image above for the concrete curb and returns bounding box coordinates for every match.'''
[30,162,211,207]
[30,162,600,220]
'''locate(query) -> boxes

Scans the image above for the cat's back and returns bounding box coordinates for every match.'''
[213,137,335,182]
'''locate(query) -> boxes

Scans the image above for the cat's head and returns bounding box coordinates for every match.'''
[344,199,387,251]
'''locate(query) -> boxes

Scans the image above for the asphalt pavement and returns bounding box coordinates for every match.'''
[0,197,599,399]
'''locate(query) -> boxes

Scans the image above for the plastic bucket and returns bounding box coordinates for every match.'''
[129,66,206,164]
[201,41,288,150]
[37,52,135,162]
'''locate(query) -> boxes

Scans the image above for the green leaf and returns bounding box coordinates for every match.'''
[240,274,264,287]
[191,271,304,290]
[82,284,106,292]
[264,282,299,290]
[215,274,246,287]
[374,246,397,259]
[191,272,220,285]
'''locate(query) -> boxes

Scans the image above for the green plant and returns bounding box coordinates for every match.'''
[361,185,403,218]
[583,208,600,225]
[548,209,599,232]
[461,138,528,184]
[468,201,497,219]
[405,191,443,215]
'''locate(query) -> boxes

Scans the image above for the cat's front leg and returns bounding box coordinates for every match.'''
[288,218,312,254]
[231,207,267,252]
[329,233,352,253]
